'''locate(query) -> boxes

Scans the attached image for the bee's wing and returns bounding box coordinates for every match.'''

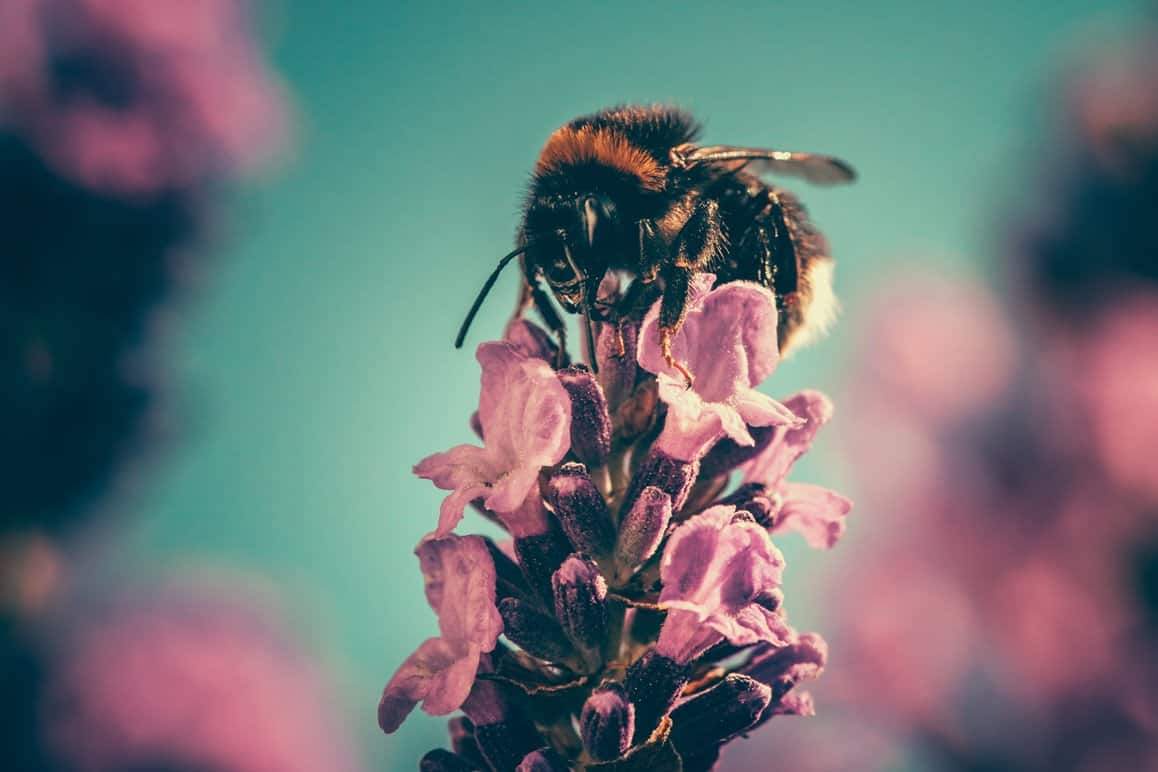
[676,145,857,185]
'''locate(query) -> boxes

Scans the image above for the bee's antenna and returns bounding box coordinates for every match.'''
[455,244,531,349]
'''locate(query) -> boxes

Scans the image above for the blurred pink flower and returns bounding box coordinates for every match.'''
[42,578,360,772]
[379,534,502,733]
[656,505,789,663]
[638,275,800,462]
[1063,296,1158,503]
[0,0,288,193]
[854,272,1017,424]
[414,341,572,537]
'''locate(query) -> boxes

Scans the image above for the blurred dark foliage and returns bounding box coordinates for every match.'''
[1026,140,1158,318]
[0,133,200,535]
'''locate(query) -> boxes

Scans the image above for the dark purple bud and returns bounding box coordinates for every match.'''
[619,449,698,520]
[558,365,612,467]
[716,483,776,528]
[552,555,607,667]
[482,537,533,603]
[742,633,827,702]
[513,523,573,607]
[498,597,574,662]
[516,747,569,772]
[546,463,616,558]
[580,682,634,761]
[669,675,773,763]
[698,425,776,479]
[462,680,543,772]
[596,317,639,411]
[614,486,672,582]
[469,411,484,440]
[623,649,692,743]
[420,749,476,772]
[448,717,487,770]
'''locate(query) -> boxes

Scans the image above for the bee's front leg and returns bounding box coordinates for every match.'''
[657,199,724,384]
[638,219,666,285]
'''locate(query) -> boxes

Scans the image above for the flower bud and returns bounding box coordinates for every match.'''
[420,749,476,772]
[498,598,574,662]
[619,449,698,520]
[669,675,772,761]
[546,463,616,558]
[516,747,569,771]
[448,717,487,770]
[557,365,612,467]
[742,633,828,701]
[580,683,634,761]
[614,486,672,582]
[463,679,542,772]
[716,483,776,527]
[513,524,573,607]
[482,537,533,603]
[552,555,607,666]
[698,425,776,479]
[596,316,639,411]
[623,649,692,743]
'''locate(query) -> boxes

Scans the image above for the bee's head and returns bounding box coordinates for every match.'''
[523,193,620,312]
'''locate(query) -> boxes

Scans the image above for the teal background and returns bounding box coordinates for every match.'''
[97,1,1137,768]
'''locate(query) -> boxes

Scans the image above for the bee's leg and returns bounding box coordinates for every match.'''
[658,199,724,384]
[638,219,666,285]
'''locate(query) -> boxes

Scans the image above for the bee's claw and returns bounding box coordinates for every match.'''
[660,329,695,386]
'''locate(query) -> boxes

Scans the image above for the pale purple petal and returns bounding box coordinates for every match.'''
[415,342,571,535]
[483,468,543,518]
[656,506,789,662]
[380,535,502,732]
[378,638,470,732]
[503,318,560,364]
[639,279,799,462]
[416,535,503,648]
[773,482,852,549]
[740,390,833,489]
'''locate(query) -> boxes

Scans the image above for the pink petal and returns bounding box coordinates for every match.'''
[739,390,834,488]
[482,468,542,516]
[700,282,781,386]
[775,482,853,549]
[435,484,489,538]
[733,390,803,430]
[414,444,496,491]
[476,342,571,474]
[378,637,459,733]
[421,648,483,717]
[417,535,503,647]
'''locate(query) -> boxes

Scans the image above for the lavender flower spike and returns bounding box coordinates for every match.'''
[638,274,802,462]
[740,390,853,548]
[414,342,572,537]
[656,505,790,663]
[378,535,502,732]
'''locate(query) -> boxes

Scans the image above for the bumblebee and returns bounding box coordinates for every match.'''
[455,105,856,378]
